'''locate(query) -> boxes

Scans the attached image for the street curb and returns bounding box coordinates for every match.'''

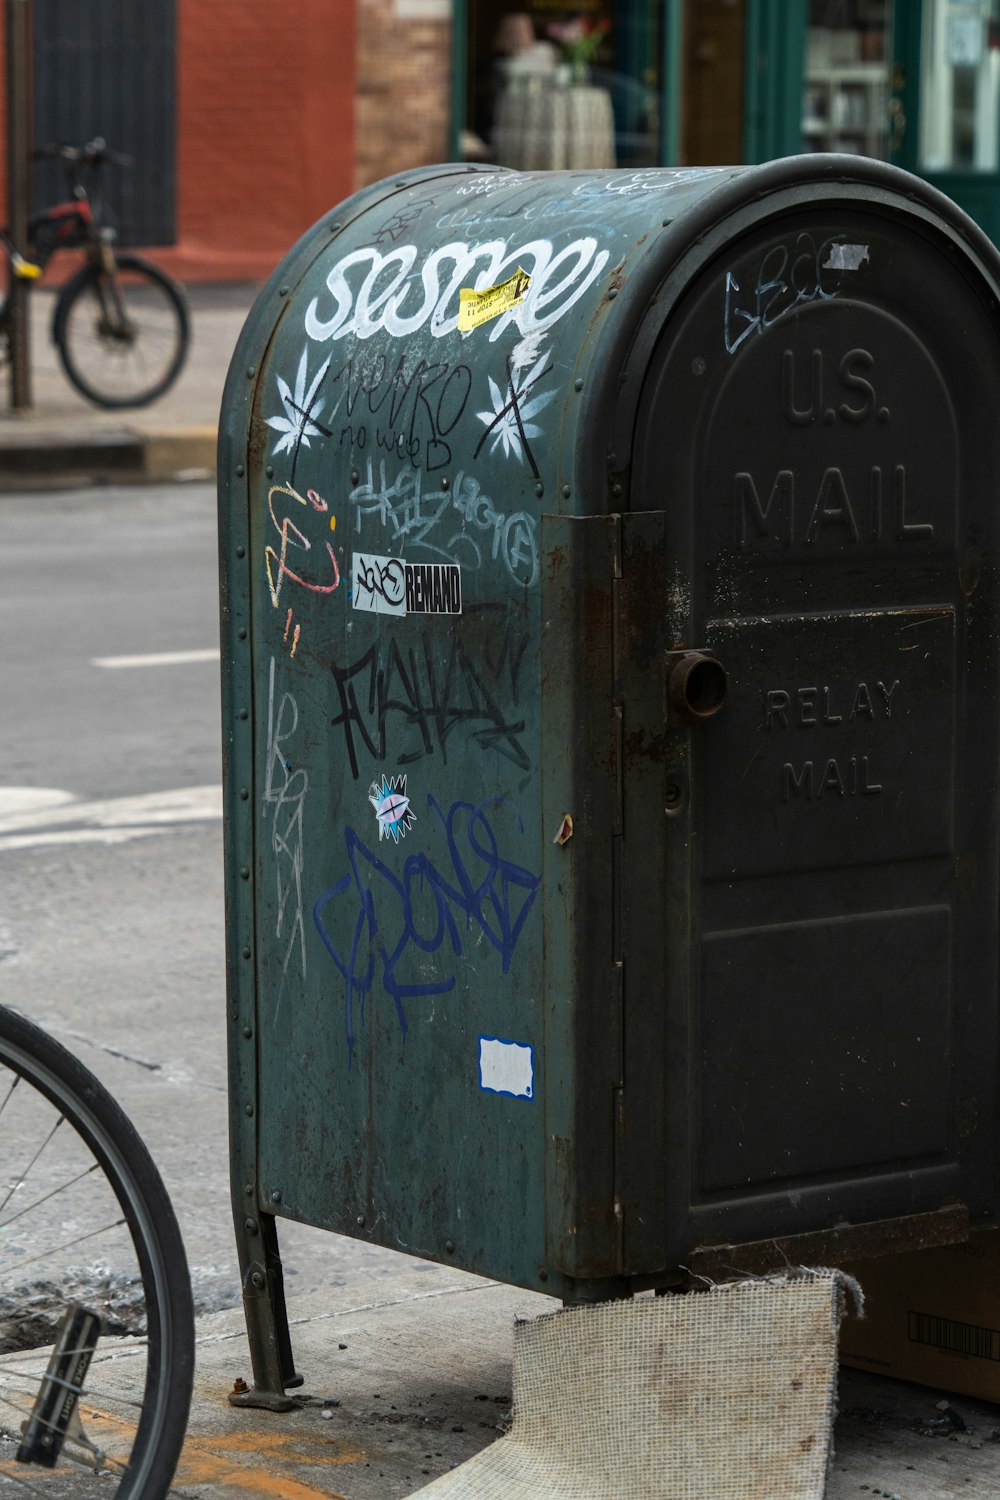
[0,423,217,491]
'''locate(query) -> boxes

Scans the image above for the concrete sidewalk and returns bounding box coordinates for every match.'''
[171,1259,1000,1498]
[0,281,260,490]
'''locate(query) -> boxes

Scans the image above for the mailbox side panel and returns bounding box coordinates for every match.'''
[232,167,742,1293]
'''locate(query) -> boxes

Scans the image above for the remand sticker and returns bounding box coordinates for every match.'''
[353,552,462,616]
[458,267,531,332]
[479,1036,534,1100]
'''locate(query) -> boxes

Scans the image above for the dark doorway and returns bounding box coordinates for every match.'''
[684,0,746,165]
[33,0,177,246]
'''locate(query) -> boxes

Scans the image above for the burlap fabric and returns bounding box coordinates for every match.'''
[412,1272,855,1499]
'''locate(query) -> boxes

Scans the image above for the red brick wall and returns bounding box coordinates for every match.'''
[356,0,452,189]
[169,0,356,281]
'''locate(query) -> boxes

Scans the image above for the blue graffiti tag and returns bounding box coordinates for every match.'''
[313,795,540,1059]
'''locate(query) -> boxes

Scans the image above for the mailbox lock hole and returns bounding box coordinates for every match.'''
[667,651,728,726]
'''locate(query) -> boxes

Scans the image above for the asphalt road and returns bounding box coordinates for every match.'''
[0,480,404,1318]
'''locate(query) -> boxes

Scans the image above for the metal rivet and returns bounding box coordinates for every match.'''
[240,866,251,880]
[538,1267,549,1282]
[246,366,256,378]
[239,708,249,720]
[238,627,247,640]
[351,470,359,484]
[242,945,252,959]
[279,285,289,297]
[356,1215,366,1228]
[251,1270,265,1288]
[243,1027,253,1039]
[236,545,245,559]
[244,1104,254,1117]
[612,484,623,500]
[245,1184,253,1196]
[561,484,571,499]
[266,466,274,479]
[271,1190,282,1204]
[445,1240,455,1253]
[608,287,618,300]
[236,463,245,477]
[440,477,449,491]
[240,787,250,800]
[574,378,584,392]
[245,1216,258,1234]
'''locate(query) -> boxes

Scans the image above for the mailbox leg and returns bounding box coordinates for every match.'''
[230,1212,303,1411]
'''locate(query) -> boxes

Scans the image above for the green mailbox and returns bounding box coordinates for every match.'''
[220,157,1000,1405]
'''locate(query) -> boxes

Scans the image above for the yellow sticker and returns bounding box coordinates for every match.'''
[458,267,531,332]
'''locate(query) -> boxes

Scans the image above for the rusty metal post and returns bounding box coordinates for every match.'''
[6,0,34,410]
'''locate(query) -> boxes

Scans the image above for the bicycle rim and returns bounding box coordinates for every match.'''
[58,257,188,409]
[0,1006,193,1497]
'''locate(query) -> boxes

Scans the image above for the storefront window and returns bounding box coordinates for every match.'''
[919,0,1000,171]
[802,1,894,158]
[463,2,662,170]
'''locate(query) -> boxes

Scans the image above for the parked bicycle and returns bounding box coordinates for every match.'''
[0,1004,194,1495]
[0,138,190,409]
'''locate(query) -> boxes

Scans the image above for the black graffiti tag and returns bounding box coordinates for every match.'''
[329,603,531,778]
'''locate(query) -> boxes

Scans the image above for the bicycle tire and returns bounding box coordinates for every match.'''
[0,1004,194,1497]
[55,253,189,409]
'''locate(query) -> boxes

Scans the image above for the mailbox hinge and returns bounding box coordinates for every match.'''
[611,514,624,964]
[611,520,626,1270]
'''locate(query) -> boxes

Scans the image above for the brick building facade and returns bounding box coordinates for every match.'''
[1,1,454,284]
[356,0,453,191]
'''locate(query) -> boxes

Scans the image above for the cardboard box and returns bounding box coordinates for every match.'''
[840,1229,1000,1403]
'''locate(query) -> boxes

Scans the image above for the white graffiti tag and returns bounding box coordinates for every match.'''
[263,657,308,1016]
[304,236,610,346]
[348,460,539,589]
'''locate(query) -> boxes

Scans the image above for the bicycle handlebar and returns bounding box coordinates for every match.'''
[33,138,133,169]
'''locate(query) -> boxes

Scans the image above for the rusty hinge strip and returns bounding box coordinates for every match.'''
[684,1204,971,1284]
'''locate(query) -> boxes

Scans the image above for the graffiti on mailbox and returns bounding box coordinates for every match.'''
[266,348,333,457]
[265,482,341,607]
[348,461,539,588]
[264,482,341,653]
[368,772,416,843]
[302,233,610,347]
[267,344,475,475]
[313,794,540,1059]
[475,349,555,476]
[263,657,309,1009]
[722,233,854,354]
[328,602,531,778]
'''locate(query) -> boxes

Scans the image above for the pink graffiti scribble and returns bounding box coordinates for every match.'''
[266,482,341,607]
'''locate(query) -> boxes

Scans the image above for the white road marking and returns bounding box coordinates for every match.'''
[92,649,221,669]
[0,785,222,852]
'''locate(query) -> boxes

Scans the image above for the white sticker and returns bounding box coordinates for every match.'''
[479,1036,534,1100]
[352,553,407,616]
[352,553,462,617]
[824,242,870,272]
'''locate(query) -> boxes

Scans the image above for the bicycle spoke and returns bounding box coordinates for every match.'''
[0,1118,63,1222]
[0,1163,100,1232]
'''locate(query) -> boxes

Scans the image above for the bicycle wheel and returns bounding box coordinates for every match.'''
[0,1004,193,1497]
[55,253,189,409]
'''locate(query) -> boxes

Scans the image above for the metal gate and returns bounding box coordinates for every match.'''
[33,0,176,247]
